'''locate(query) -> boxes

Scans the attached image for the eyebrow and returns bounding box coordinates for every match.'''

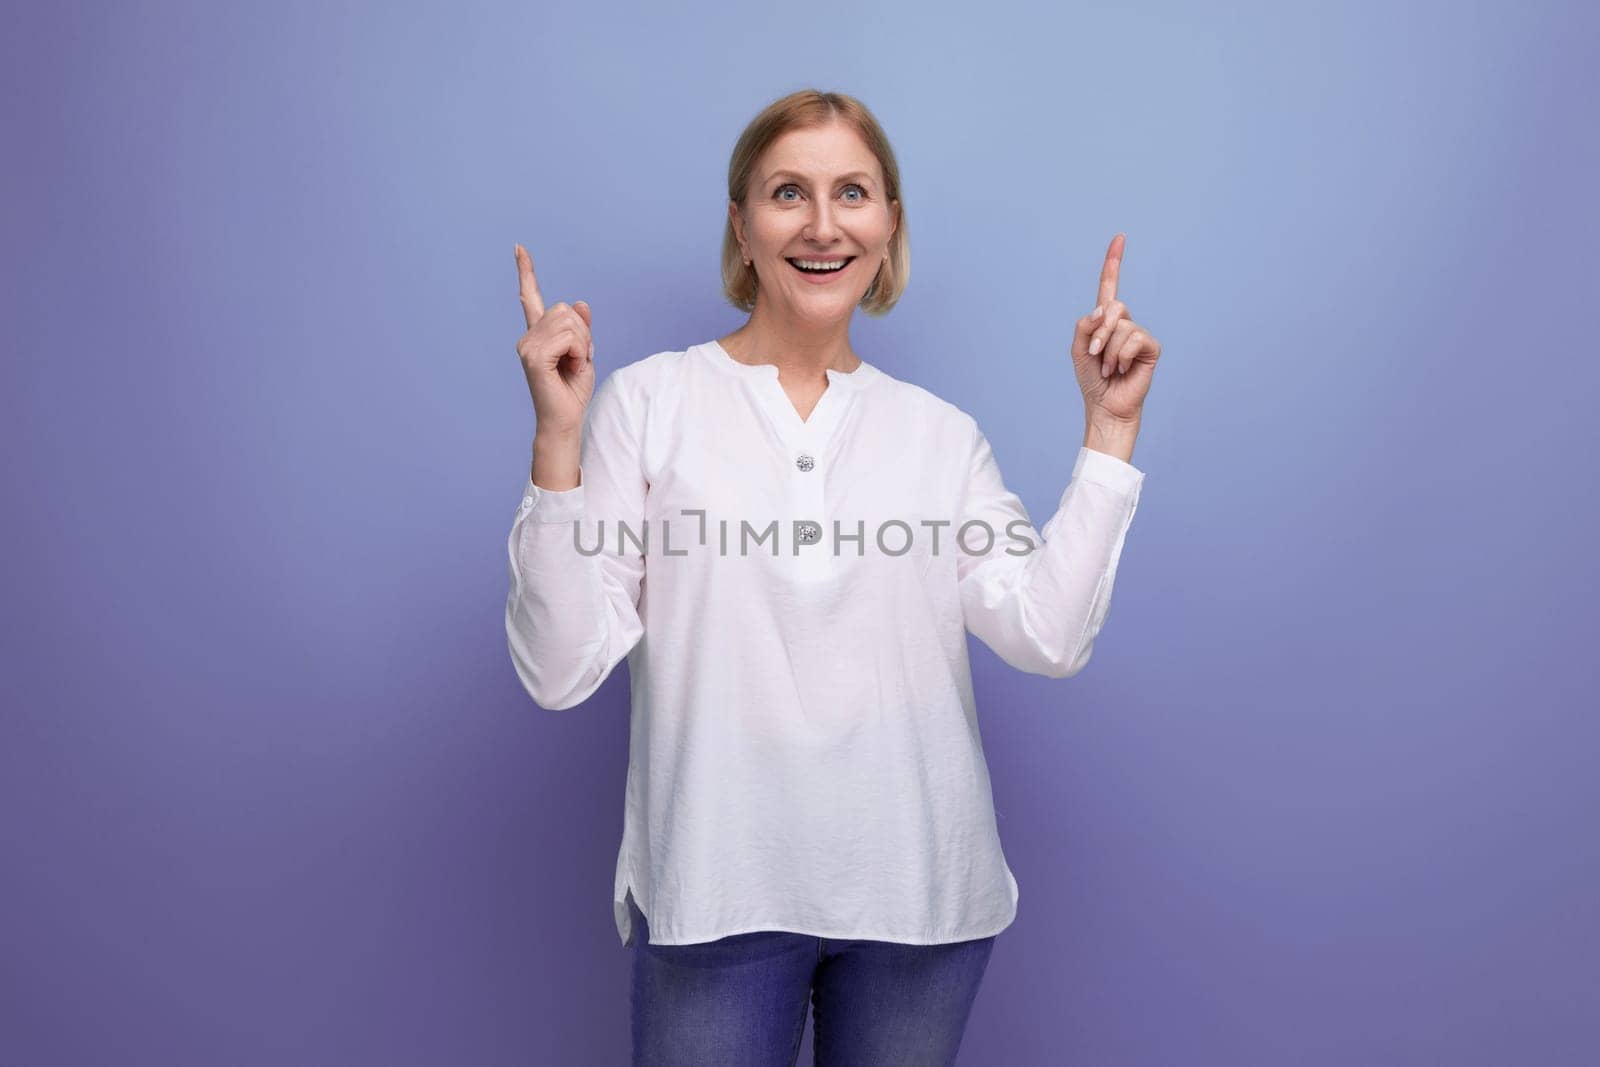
[765,169,875,187]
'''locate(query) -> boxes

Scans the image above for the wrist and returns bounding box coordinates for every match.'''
[533,427,581,452]
[531,431,582,491]
[1082,415,1141,464]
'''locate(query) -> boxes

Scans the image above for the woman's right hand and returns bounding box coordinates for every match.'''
[515,243,595,439]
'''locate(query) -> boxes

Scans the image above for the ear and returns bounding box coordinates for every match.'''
[728,200,745,247]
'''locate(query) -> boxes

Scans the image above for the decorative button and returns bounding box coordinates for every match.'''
[796,521,822,545]
[796,454,814,472]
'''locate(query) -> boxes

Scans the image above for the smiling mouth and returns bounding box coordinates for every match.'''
[786,256,855,275]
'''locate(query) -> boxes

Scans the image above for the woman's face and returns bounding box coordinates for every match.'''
[730,121,898,325]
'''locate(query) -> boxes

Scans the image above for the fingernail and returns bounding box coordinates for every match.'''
[1100,360,1111,377]
[1089,338,1102,357]
[1092,305,1104,320]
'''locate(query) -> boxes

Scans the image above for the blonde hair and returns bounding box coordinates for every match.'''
[721,89,908,316]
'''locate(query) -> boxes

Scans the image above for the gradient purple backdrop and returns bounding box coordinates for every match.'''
[4,1,1596,1064]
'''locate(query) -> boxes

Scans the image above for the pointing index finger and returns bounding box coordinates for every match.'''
[1096,232,1125,310]
[516,244,545,328]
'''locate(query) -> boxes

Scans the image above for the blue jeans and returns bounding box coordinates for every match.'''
[628,895,997,1066]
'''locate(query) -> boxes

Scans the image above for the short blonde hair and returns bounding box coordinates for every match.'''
[721,89,908,316]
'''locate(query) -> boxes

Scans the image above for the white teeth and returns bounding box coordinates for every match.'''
[790,257,851,272]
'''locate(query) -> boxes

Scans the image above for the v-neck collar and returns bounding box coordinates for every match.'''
[699,339,880,443]
[701,339,879,394]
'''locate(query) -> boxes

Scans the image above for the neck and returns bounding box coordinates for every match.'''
[721,303,862,379]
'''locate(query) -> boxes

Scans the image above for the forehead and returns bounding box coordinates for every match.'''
[757,122,881,182]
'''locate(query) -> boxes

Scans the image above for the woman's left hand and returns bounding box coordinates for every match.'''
[1070,233,1162,423]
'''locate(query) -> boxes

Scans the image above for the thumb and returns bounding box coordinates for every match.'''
[573,300,595,361]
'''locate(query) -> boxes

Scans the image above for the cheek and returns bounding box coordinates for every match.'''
[856,210,894,242]
[748,209,794,241]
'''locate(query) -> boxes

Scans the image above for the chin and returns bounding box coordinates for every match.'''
[791,299,859,322]
[796,286,866,306]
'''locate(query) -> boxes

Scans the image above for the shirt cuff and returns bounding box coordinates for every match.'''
[519,469,587,524]
[1072,446,1145,495]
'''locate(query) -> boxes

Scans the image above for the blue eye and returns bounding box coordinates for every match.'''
[774,183,869,203]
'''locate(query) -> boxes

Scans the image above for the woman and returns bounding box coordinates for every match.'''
[506,89,1161,1065]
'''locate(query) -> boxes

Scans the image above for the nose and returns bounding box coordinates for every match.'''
[802,198,842,244]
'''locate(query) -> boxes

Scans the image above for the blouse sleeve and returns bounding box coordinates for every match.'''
[505,372,647,709]
[954,423,1145,678]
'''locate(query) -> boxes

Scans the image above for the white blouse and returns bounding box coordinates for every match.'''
[506,339,1145,947]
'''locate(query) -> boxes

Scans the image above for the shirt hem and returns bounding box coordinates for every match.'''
[616,890,1018,947]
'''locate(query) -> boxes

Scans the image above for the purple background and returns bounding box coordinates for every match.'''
[5,1,1597,1063]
